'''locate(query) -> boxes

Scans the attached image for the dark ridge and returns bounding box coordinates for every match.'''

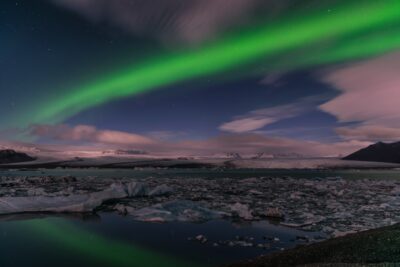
[0,150,36,164]
[343,141,400,164]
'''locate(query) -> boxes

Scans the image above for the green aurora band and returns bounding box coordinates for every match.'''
[23,0,400,126]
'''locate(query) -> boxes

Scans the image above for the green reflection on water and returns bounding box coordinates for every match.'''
[22,219,201,267]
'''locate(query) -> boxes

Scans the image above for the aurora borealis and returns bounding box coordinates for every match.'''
[2,0,400,155]
[20,0,400,127]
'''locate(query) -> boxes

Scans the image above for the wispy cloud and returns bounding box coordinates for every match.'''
[49,0,289,44]
[336,125,400,142]
[31,124,154,145]
[260,72,285,87]
[219,117,276,133]
[178,134,367,157]
[219,97,322,133]
[25,123,364,157]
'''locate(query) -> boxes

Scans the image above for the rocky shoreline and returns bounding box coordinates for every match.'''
[1,174,400,241]
[227,222,400,267]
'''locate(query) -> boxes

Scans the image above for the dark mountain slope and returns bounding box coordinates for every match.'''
[0,150,36,164]
[343,141,400,164]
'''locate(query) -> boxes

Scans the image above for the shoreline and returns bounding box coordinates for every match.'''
[226,222,400,267]
[1,157,400,170]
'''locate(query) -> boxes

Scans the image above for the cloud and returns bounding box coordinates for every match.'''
[320,51,400,142]
[153,134,369,157]
[49,0,288,44]
[260,72,285,86]
[336,125,400,142]
[219,117,276,133]
[26,124,365,157]
[219,97,321,133]
[31,124,154,145]
[320,51,400,126]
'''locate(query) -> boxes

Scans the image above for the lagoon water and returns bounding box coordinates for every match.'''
[1,168,400,267]
[2,167,400,180]
[0,213,318,267]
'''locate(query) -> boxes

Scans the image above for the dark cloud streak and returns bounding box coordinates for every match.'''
[49,0,289,44]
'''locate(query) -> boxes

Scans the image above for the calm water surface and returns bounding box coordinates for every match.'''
[1,168,399,267]
[2,167,400,180]
[0,213,319,267]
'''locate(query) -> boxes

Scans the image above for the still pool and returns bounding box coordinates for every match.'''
[0,213,320,267]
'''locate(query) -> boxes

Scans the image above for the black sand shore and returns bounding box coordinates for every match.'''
[227,223,400,267]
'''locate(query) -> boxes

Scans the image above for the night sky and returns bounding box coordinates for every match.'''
[1,0,400,157]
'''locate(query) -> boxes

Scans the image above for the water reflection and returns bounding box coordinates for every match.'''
[0,213,318,267]
[0,212,100,222]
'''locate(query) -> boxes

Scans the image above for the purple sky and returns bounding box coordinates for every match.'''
[1,0,400,157]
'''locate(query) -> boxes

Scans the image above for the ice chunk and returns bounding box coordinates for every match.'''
[229,203,253,220]
[148,184,174,197]
[129,200,226,222]
[0,182,139,214]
